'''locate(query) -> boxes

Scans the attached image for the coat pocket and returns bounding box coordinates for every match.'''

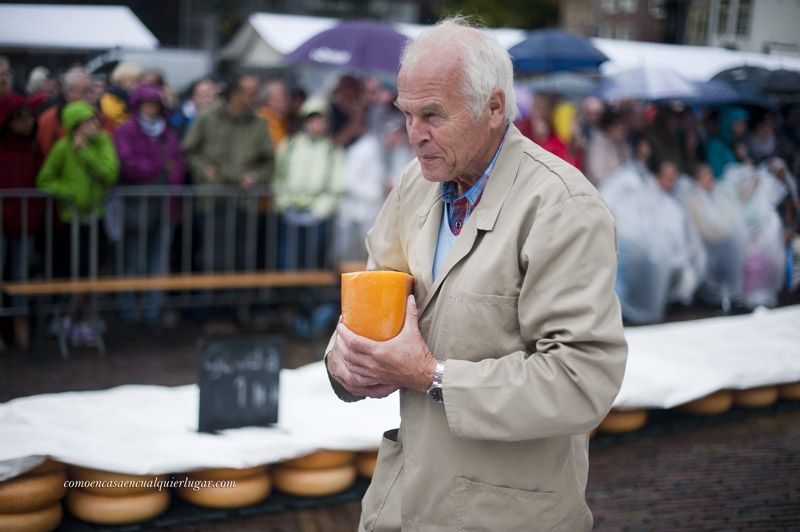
[360,429,403,532]
[454,476,558,532]
[441,291,521,362]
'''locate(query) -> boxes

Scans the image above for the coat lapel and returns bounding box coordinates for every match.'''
[418,126,526,315]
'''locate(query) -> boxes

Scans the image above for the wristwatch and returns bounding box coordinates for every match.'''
[426,360,445,404]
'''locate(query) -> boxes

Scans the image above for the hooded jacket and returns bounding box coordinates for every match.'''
[707,106,749,178]
[113,84,185,186]
[36,101,119,221]
[0,93,44,236]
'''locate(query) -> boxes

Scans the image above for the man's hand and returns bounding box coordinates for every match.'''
[328,295,437,398]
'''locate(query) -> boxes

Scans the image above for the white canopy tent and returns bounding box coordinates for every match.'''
[594,37,800,82]
[0,4,158,50]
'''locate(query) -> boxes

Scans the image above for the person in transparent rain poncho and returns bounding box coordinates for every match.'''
[600,138,704,324]
[681,163,749,312]
[717,163,786,308]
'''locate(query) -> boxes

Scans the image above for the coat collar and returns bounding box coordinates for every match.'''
[415,125,527,314]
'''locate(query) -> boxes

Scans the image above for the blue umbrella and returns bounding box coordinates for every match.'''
[285,21,408,74]
[509,29,609,73]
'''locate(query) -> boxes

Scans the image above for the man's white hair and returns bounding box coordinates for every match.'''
[400,17,518,124]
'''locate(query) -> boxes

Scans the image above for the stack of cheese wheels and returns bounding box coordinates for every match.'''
[176,465,271,509]
[273,451,357,497]
[355,450,379,478]
[0,459,66,532]
[732,386,779,408]
[65,466,170,525]
[341,271,414,341]
[677,390,734,416]
[597,409,648,434]
[778,381,800,401]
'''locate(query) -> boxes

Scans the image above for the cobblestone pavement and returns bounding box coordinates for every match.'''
[1,312,798,531]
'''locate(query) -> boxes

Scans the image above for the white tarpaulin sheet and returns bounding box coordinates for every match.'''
[1,306,798,481]
[0,4,158,50]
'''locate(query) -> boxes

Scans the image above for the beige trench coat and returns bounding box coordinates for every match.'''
[327,125,627,531]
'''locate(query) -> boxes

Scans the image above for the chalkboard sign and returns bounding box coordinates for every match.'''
[198,336,282,433]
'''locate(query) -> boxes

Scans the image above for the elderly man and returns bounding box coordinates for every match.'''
[37,68,97,155]
[325,18,627,531]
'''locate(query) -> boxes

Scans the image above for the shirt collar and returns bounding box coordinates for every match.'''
[440,126,507,206]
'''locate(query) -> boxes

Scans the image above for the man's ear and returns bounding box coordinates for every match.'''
[487,89,505,128]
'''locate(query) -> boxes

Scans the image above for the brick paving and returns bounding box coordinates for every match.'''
[1,311,799,531]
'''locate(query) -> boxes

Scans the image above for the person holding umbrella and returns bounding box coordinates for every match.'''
[324,17,626,531]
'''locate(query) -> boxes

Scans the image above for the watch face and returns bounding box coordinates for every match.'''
[430,387,443,403]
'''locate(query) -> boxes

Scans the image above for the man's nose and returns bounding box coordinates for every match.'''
[406,117,429,146]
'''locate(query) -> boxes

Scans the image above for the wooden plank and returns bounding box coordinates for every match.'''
[2,271,338,296]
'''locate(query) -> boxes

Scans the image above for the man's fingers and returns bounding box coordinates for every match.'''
[336,322,380,354]
[402,295,420,333]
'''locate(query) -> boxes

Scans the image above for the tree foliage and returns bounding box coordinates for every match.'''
[433,0,560,29]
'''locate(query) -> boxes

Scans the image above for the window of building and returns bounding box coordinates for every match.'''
[736,0,752,36]
[620,0,637,13]
[717,0,730,34]
[602,0,617,14]
[650,0,666,19]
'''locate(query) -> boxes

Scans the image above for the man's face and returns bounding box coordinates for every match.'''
[193,80,217,110]
[231,76,259,115]
[657,162,678,193]
[396,55,500,185]
[65,75,93,103]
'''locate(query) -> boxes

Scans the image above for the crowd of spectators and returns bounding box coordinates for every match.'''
[1,54,799,350]
[0,57,412,348]
[514,91,799,324]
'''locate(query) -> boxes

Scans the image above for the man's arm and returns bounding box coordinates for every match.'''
[325,179,409,402]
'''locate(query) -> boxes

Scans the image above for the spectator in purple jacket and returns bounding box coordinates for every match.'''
[113,83,185,325]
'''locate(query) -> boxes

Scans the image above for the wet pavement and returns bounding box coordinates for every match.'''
[1,308,799,531]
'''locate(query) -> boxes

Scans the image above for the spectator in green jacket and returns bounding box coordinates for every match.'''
[36,100,119,348]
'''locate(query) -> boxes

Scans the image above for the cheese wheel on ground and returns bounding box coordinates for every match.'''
[176,473,271,509]
[778,382,800,401]
[283,451,355,470]
[356,451,378,478]
[68,466,166,496]
[677,390,734,416]
[733,386,779,408]
[342,271,414,341]
[65,488,170,525]
[272,463,357,497]
[0,468,66,513]
[598,409,648,434]
[0,502,62,532]
[181,465,269,481]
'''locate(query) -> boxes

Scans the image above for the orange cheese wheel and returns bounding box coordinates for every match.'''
[733,386,778,408]
[677,390,734,416]
[182,465,269,481]
[597,409,648,434]
[65,488,170,525]
[0,467,66,513]
[355,451,378,478]
[68,466,167,496]
[341,271,414,341]
[283,451,355,470]
[778,381,800,401]
[25,460,65,476]
[176,473,271,509]
[272,463,357,497]
[0,502,62,532]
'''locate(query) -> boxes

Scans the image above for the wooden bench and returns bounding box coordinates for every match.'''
[3,270,339,359]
